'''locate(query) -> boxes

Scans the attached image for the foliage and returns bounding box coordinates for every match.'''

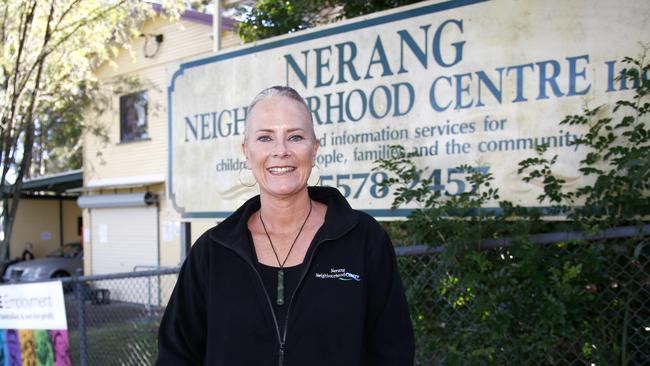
[376,52,649,364]
[237,0,318,43]
[0,0,184,260]
[236,0,424,43]
[187,0,214,13]
[519,54,650,227]
[31,79,94,176]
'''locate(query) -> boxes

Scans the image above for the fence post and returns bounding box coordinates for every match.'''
[75,269,88,366]
[147,275,152,320]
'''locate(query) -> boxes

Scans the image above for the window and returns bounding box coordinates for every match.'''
[120,91,149,142]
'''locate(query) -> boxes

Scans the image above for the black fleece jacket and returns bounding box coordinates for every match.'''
[156,187,414,366]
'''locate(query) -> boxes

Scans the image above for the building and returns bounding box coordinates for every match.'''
[79,6,240,276]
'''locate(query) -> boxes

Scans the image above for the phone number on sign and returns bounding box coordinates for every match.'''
[320,166,490,199]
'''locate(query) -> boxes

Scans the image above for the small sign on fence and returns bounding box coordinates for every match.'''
[0,281,72,365]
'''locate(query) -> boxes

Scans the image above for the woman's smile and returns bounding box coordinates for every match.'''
[267,166,296,175]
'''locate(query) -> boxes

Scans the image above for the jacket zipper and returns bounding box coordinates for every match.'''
[240,258,288,366]
[241,257,283,343]
[219,224,356,366]
[278,225,356,365]
[278,342,285,366]
[225,249,287,365]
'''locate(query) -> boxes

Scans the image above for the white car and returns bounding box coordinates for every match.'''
[3,243,83,283]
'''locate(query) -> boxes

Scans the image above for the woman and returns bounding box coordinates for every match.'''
[157,86,414,365]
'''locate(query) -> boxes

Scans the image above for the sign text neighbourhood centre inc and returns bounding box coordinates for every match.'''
[168,0,650,218]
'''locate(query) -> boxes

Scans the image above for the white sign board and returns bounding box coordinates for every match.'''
[99,223,108,243]
[83,228,90,243]
[0,282,68,330]
[168,0,650,218]
[163,221,173,241]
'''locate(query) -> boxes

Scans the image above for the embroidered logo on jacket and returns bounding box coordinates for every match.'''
[315,268,361,282]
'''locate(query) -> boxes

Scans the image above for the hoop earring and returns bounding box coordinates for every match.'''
[308,164,321,186]
[238,167,257,187]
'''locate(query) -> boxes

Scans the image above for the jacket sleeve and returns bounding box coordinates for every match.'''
[156,235,209,365]
[365,229,415,365]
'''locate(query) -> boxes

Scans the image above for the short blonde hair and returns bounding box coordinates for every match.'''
[244,86,316,141]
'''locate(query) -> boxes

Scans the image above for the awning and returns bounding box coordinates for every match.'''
[85,174,165,190]
[77,192,158,209]
[2,169,83,197]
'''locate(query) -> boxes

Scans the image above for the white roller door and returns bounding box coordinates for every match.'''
[90,206,158,305]
[90,206,158,274]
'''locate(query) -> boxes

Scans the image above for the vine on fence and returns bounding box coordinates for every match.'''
[378,51,649,364]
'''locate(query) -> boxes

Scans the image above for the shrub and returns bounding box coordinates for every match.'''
[379,52,650,365]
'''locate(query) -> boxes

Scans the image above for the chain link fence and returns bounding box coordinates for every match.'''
[397,230,650,365]
[60,268,179,366]
[5,227,647,365]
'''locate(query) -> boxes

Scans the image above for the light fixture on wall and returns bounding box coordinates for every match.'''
[142,33,164,58]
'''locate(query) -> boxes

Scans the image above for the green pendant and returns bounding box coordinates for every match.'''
[277,269,285,306]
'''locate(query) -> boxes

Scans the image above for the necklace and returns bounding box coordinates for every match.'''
[259,199,313,306]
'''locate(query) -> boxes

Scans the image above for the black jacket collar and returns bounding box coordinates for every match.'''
[209,186,359,261]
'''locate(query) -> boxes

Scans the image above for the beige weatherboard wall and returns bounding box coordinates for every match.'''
[168,0,650,220]
[10,199,81,259]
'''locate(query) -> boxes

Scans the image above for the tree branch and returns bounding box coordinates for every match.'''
[1,1,36,191]
[2,0,54,251]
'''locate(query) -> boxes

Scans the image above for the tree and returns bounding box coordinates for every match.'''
[236,0,424,42]
[0,0,184,260]
[29,79,91,177]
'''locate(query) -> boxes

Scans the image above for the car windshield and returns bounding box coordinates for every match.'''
[47,243,82,258]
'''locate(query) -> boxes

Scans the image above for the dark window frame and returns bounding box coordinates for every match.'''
[119,90,149,142]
